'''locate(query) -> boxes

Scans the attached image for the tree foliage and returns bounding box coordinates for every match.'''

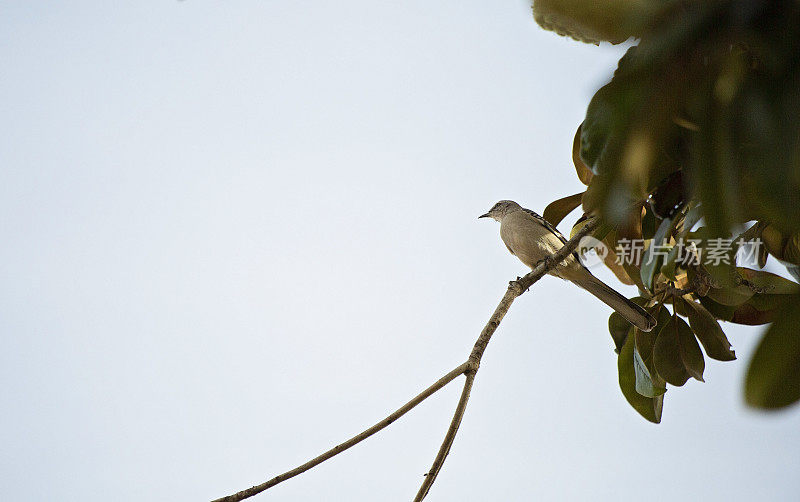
[533,0,800,421]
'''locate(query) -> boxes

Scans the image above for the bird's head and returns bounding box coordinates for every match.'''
[479,200,522,221]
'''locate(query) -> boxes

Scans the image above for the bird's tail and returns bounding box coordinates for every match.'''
[568,271,657,332]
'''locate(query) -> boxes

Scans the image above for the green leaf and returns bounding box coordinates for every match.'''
[691,116,740,238]
[784,233,800,265]
[652,318,688,388]
[689,228,736,287]
[622,260,646,291]
[608,311,631,354]
[761,225,787,260]
[618,332,664,423]
[698,295,736,321]
[660,245,680,281]
[641,205,658,240]
[634,326,656,365]
[706,285,754,306]
[532,0,662,45]
[678,316,706,382]
[635,303,671,359]
[731,303,777,326]
[654,315,705,385]
[640,216,672,290]
[572,123,594,185]
[681,298,736,361]
[745,293,791,312]
[580,63,632,174]
[786,264,800,282]
[733,73,800,234]
[737,268,800,295]
[543,192,584,228]
[602,232,636,286]
[680,204,703,237]
[632,303,670,398]
[744,294,800,409]
[634,346,667,397]
[581,88,624,176]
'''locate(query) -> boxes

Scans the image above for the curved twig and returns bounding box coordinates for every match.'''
[211,362,470,502]
[213,217,600,502]
[413,371,476,501]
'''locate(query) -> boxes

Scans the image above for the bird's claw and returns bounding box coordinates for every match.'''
[510,276,531,294]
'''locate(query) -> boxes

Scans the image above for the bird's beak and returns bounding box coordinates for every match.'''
[478,213,490,219]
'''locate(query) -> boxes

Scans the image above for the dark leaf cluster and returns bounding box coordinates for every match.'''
[535,0,800,420]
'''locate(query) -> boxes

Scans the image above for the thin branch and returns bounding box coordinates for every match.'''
[413,217,601,500]
[413,372,476,501]
[211,362,470,502]
[213,216,600,502]
[653,282,694,298]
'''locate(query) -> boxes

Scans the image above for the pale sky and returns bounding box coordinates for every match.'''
[2,2,798,501]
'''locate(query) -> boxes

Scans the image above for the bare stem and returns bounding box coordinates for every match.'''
[211,362,470,502]
[413,372,476,501]
[213,217,600,502]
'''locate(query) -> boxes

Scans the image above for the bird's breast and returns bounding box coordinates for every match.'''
[499,212,576,271]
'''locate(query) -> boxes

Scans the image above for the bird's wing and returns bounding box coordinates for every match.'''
[520,208,588,267]
[520,208,569,245]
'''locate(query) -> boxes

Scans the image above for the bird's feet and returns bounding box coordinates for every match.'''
[533,257,550,270]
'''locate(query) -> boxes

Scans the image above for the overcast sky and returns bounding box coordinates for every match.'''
[2,2,798,501]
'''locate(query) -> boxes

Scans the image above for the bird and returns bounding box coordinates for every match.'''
[479,200,656,332]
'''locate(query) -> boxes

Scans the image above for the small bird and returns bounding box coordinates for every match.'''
[480,200,656,332]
